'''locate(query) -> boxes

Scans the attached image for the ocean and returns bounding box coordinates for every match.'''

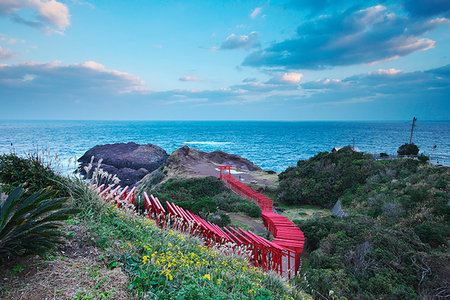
[0,120,449,173]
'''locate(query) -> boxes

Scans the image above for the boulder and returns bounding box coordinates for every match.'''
[77,142,168,186]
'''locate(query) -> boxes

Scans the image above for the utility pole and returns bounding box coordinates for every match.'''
[409,117,417,144]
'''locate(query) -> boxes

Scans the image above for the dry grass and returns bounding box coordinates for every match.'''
[278,205,331,222]
[0,221,131,300]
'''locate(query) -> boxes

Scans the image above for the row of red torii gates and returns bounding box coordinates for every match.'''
[218,166,305,276]
[92,166,304,278]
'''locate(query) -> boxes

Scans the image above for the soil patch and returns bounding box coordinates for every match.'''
[0,222,131,300]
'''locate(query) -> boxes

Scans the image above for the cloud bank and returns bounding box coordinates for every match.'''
[0,61,148,96]
[244,4,449,69]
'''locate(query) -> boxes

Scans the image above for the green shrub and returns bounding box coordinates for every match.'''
[297,215,446,299]
[207,212,231,227]
[418,153,429,163]
[0,185,79,257]
[278,146,378,207]
[0,153,67,197]
[236,201,262,218]
[414,222,450,248]
[151,178,262,219]
[397,143,419,156]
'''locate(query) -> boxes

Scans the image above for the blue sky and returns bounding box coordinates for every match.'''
[0,0,449,120]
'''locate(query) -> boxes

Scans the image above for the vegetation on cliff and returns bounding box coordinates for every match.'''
[280,148,449,298]
[1,153,304,299]
[278,146,378,208]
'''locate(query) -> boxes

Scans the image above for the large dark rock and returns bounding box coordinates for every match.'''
[78,142,169,186]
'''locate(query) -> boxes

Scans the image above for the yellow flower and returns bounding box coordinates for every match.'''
[142,255,149,263]
[168,242,172,247]
[202,274,211,280]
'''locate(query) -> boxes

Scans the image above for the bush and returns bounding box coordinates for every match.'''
[414,222,449,248]
[152,178,262,219]
[278,146,378,207]
[208,212,231,227]
[380,152,389,158]
[418,153,429,163]
[0,185,79,257]
[297,216,447,299]
[0,153,67,197]
[214,192,262,218]
[236,201,262,218]
[397,143,419,156]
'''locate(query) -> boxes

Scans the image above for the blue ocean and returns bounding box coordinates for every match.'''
[0,120,449,173]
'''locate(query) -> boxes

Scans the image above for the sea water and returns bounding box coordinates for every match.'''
[0,120,449,173]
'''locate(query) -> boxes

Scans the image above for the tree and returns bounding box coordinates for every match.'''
[397,143,419,156]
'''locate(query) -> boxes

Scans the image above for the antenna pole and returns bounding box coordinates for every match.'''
[409,117,417,144]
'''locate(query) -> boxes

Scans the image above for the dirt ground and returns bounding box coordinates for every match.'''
[0,222,131,300]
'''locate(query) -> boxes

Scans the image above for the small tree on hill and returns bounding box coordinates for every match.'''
[397,143,419,156]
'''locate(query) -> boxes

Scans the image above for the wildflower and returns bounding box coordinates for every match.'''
[202,274,211,280]
[142,255,149,263]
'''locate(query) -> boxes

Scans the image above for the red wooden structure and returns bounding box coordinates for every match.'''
[218,165,304,275]
[92,170,305,278]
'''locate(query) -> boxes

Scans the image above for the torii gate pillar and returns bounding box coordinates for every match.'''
[218,165,232,180]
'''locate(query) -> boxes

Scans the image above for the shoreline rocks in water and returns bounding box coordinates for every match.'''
[77,142,169,186]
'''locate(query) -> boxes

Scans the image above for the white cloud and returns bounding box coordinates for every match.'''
[370,68,402,75]
[267,72,303,85]
[179,76,198,82]
[28,0,70,29]
[220,32,259,50]
[250,7,262,19]
[0,60,149,94]
[0,0,70,33]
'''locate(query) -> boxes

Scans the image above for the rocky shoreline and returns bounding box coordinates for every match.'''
[77,142,277,188]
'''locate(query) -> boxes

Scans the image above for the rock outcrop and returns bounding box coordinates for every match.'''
[137,145,277,191]
[165,145,262,174]
[77,142,169,186]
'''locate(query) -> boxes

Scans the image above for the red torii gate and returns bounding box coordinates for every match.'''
[218,165,232,180]
[218,165,305,275]
[92,165,305,278]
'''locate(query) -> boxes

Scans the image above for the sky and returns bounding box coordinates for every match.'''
[0,0,449,121]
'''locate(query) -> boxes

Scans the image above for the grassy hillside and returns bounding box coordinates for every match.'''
[0,153,309,299]
[279,148,450,298]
